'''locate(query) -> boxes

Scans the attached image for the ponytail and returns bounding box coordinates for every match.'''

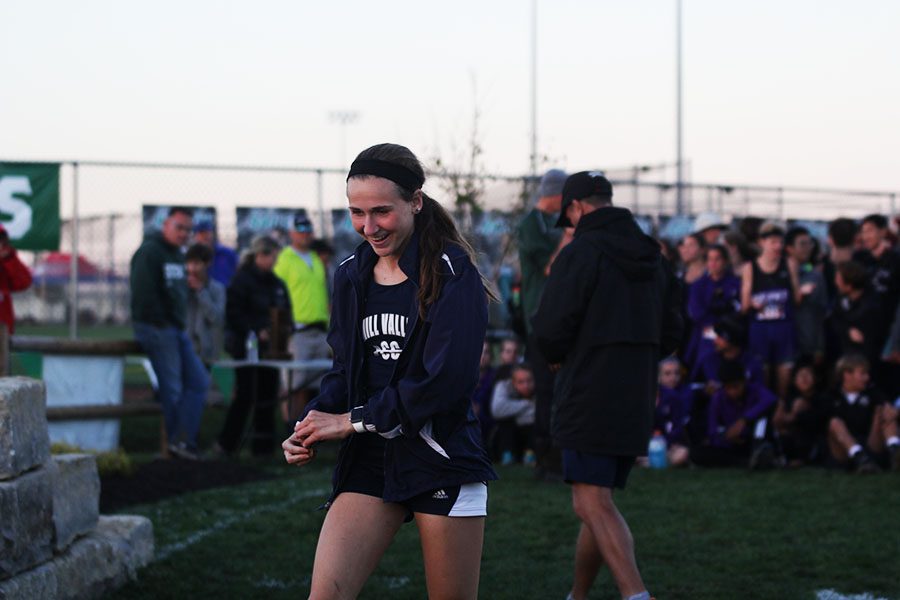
[415,193,499,319]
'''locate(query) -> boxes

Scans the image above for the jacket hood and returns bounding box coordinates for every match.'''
[147,230,179,251]
[575,206,661,280]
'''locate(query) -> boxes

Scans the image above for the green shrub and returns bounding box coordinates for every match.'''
[50,443,135,477]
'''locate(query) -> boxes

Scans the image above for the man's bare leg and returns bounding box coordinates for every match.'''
[571,483,646,598]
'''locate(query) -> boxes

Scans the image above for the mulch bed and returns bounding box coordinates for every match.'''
[100,459,274,513]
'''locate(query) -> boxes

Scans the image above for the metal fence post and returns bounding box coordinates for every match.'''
[316,169,325,237]
[69,162,80,339]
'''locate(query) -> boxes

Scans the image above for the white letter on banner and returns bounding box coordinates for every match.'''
[0,176,34,238]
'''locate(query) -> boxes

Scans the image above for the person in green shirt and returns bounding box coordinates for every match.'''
[130,206,210,459]
[517,169,573,478]
[273,214,331,425]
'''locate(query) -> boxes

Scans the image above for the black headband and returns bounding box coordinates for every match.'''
[347,158,425,192]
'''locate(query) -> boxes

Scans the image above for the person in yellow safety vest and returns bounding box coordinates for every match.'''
[274,214,331,428]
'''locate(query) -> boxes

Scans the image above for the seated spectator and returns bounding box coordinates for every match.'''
[686,244,741,369]
[491,363,536,466]
[785,226,827,363]
[740,221,802,399]
[654,357,692,467]
[825,354,900,473]
[185,243,226,368]
[690,360,777,469]
[494,337,521,382]
[829,261,884,365]
[471,340,499,453]
[691,314,764,391]
[773,358,827,466]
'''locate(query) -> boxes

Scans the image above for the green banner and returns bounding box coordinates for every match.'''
[0,162,61,251]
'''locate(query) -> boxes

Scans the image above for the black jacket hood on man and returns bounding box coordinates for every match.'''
[532,206,684,456]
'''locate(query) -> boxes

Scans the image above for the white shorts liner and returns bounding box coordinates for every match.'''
[448,482,488,517]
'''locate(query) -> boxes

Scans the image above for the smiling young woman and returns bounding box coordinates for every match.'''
[282,143,498,599]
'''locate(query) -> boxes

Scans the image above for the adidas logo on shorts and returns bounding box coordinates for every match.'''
[431,489,449,500]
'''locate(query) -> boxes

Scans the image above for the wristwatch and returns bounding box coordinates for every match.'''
[350,406,366,434]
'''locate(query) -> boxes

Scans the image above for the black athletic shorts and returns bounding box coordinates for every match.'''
[336,435,487,517]
[562,450,635,489]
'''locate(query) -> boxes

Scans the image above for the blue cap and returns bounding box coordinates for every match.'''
[293,215,313,233]
[193,221,214,233]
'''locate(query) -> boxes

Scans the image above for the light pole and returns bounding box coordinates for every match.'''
[329,110,360,168]
[675,0,684,215]
[529,0,538,179]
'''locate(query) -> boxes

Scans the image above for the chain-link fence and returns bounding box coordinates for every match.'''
[10,160,899,332]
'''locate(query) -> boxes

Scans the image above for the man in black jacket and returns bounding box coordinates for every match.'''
[533,172,682,600]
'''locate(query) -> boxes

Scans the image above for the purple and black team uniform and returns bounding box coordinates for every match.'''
[692,350,765,388]
[685,272,741,371]
[655,385,693,447]
[690,382,777,467]
[748,259,796,367]
[301,234,496,518]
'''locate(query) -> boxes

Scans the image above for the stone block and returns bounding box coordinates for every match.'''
[94,515,154,578]
[0,378,49,480]
[54,515,153,600]
[0,561,58,599]
[54,533,120,599]
[0,467,53,579]
[50,454,100,552]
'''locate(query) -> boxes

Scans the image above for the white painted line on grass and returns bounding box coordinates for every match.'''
[252,575,408,591]
[155,487,328,561]
[817,590,892,600]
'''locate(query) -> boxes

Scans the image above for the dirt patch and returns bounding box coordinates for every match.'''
[100,459,274,513]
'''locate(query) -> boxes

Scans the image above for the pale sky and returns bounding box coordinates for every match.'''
[3,0,900,218]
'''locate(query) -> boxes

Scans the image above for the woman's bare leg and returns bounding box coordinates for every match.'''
[415,513,484,600]
[309,493,407,600]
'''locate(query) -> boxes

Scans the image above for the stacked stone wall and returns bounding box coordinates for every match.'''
[0,377,154,599]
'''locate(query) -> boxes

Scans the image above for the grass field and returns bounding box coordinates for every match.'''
[12,325,899,598]
[104,445,900,600]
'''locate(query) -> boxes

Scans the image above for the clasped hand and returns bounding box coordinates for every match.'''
[282,410,352,467]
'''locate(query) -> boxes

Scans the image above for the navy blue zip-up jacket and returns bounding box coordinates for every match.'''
[301,232,497,503]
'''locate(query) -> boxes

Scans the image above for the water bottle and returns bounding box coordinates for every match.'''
[648,431,668,469]
[245,330,259,363]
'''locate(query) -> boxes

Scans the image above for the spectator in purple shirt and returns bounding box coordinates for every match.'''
[691,314,764,392]
[193,221,238,287]
[685,244,741,371]
[653,357,692,466]
[690,359,777,469]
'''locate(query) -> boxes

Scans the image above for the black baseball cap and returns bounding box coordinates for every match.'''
[556,171,613,228]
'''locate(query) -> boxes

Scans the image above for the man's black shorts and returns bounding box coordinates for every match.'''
[562,449,635,489]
